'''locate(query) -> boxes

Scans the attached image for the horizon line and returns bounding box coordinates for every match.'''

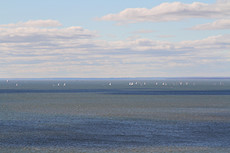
[1,77,230,80]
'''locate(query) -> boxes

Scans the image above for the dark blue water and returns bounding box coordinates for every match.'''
[1,117,230,148]
[0,79,230,151]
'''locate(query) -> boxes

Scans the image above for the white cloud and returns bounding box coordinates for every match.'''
[190,19,230,30]
[99,1,230,24]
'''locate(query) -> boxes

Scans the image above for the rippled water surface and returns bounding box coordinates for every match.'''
[1,79,230,152]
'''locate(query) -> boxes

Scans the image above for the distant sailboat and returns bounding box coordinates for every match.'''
[129,82,134,86]
[109,82,112,86]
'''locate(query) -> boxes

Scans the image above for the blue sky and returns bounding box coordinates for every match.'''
[0,0,229,78]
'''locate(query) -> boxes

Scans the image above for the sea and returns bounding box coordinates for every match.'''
[0,78,230,153]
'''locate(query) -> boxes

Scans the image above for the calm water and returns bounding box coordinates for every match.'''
[0,79,230,152]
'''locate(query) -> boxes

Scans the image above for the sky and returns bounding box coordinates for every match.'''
[0,0,230,78]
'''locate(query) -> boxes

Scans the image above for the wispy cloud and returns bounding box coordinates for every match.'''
[0,20,62,27]
[190,19,230,30]
[99,1,230,24]
[157,35,174,38]
[132,30,155,34]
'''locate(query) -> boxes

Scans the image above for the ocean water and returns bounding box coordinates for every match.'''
[0,79,230,152]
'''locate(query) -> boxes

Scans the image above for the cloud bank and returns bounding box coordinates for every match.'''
[1,20,230,77]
